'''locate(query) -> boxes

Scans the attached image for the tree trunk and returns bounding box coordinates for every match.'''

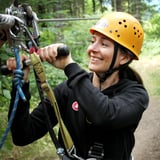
[116,0,123,11]
[92,0,96,13]
[134,0,141,21]
[99,0,103,12]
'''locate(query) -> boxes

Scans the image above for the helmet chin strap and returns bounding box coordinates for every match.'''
[97,42,132,83]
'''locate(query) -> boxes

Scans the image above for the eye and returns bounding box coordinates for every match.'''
[90,35,96,44]
[90,37,96,44]
[102,41,108,47]
[91,40,95,44]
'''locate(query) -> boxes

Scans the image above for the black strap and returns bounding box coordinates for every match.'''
[109,42,119,70]
[98,42,119,82]
[98,42,132,82]
[34,71,65,156]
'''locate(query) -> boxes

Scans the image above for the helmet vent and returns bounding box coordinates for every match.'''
[133,26,143,38]
[118,20,127,28]
[114,29,120,37]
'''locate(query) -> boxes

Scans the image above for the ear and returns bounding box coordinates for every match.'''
[119,52,131,65]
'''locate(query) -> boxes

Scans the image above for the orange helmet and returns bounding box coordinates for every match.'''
[90,12,144,59]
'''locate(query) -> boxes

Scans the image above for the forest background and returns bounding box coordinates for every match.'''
[0,0,160,159]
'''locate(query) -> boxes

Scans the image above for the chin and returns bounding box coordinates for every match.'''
[88,64,99,71]
[89,67,99,73]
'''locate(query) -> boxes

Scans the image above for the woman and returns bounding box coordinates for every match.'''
[7,12,149,160]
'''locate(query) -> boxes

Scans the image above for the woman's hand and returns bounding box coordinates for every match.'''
[6,54,30,82]
[39,43,74,70]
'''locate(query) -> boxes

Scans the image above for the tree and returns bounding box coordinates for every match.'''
[92,0,96,13]
[112,0,123,11]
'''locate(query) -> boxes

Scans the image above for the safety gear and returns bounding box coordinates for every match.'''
[88,142,104,159]
[90,12,144,59]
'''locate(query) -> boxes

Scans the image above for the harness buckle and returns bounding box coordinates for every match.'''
[67,145,84,160]
[88,142,104,160]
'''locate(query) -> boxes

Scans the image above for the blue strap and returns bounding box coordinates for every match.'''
[0,47,26,149]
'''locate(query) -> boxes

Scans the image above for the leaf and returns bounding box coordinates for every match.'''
[3,89,11,99]
[0,81,2,94]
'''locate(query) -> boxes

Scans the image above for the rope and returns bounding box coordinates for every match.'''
[0,47,26,149]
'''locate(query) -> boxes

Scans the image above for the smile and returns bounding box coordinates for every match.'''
[90,57,102,63]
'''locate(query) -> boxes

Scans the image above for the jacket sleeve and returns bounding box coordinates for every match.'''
[64,63,149,129]
[8,82,57,146]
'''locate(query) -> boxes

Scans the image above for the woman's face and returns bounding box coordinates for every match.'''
[87,32,115,74]
[87,32,131,74]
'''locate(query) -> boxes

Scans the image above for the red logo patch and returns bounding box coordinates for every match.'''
[72,101,79,111]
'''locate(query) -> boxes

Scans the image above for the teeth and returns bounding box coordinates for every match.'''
[91,57,99,62]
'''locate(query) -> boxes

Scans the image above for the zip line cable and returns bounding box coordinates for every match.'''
[38,17,99,22]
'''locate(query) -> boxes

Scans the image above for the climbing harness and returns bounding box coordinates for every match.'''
[29,47,77,159]
[88,142,104,159]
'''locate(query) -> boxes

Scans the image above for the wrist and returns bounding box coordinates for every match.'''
[64,59,75,68]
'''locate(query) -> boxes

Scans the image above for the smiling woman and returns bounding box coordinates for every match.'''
[87,33,115,74]
[6,12,149,160]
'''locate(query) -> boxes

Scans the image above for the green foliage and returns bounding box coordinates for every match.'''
[0,109,14,159]
[0,75,11,111]
[142,38,160,57]
[62,19,96,67]
[143,13,160,39]
[131,54,160,96]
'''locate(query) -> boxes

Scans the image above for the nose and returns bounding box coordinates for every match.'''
[87,41,99,54]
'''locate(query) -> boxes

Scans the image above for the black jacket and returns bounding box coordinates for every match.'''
[9,63,149,160]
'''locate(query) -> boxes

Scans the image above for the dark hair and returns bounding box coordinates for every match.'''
[119,66,143,84]
[118,44,143,84]
[119,45,136,60]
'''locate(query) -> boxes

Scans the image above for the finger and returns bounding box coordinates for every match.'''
[6,58,16,70]
[47,45,57,63]
[41,45,56,64]
[43,46,52,63]
[39,47,47,61]
[21,54,30,68]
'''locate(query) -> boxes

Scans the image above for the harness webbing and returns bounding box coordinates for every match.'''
[30,51,75,156]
